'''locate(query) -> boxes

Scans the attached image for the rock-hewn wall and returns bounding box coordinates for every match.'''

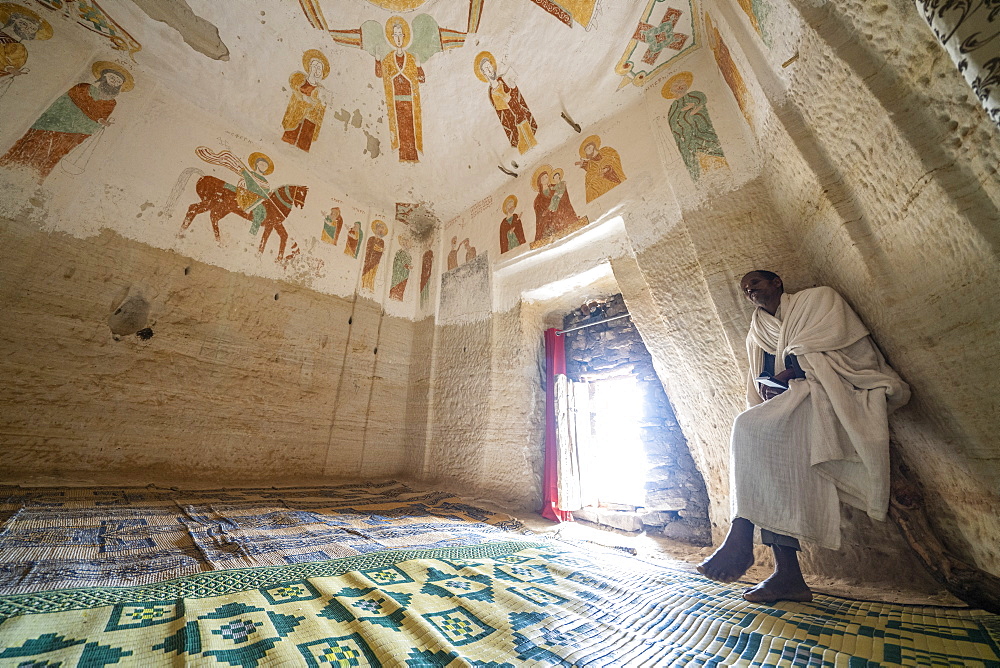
[0,214,417,484]
[606,0,1000,587]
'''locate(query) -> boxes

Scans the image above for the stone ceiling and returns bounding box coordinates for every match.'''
[127,0,706,221]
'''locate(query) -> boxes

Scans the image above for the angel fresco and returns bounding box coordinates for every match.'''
[661,71,728,181]
[474,51,537,154]
[499,194,525,254]
[331,15,467,163]
[361,219,388,290]
[1,61,132,179]
[0,3,52,99]
[175,147,308,262]
[575,135,626,203]
[282,49,332,152]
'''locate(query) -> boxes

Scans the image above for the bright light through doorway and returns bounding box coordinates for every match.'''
[588,376,647,507]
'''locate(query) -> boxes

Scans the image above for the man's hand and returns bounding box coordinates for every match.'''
[760,368,805,401]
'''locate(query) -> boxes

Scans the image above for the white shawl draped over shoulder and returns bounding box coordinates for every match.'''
[733,287,910,549]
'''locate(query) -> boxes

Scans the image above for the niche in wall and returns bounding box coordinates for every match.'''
[562,294,711,545]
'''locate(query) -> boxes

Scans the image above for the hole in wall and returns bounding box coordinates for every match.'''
[184,266,190,275]
[136,327,154,340]
[108,295,151,338]
[274,293,279,300]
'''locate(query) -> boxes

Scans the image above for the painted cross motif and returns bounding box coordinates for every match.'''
[633,8,687,66]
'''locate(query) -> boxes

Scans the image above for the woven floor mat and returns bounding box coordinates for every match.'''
[0,482,522,594]
[1,539,997,666]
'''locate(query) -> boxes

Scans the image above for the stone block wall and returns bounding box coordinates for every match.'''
[562,294,711,545]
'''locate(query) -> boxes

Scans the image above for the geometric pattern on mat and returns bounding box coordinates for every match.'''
[0,482,523,594]
[1,540,998,667]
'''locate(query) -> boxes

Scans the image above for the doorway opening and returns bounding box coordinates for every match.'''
[561,294,711,544]
[586,376,646,507]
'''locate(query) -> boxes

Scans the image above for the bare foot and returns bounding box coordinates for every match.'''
[742,573,813,603]
[697,518,754,583]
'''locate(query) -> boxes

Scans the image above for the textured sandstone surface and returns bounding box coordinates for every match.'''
[0,217,416,484]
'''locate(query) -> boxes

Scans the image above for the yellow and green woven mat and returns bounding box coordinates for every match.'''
[1,539,998,666]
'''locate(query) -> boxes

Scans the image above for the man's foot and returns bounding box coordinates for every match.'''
[697,518,754,583]
[742,573,813,603]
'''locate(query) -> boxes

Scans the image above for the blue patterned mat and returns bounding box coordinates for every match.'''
[1,539,998,666]
[0,482,522,594]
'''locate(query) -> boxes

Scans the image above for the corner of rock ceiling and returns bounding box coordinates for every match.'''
[0,0,779,321]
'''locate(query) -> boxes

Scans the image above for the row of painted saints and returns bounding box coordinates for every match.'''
[321,208,433,304]
[498,134,626,255]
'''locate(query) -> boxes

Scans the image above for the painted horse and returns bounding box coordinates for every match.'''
[179,175,308,261]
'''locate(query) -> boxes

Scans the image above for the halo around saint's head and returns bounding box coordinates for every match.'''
[474,51,496,83]
[372,219,389,237]
[502,194,517,213]
[302,49,330,78]
[248,152,274,175]
[661,71,694,99]
[91,61,134,91]
[0,3,53,40]
[552,167,565,182]
[532,165,552,192]
[579,135,601,158]
[384,16,411,48]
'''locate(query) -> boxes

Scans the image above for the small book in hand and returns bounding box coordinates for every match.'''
[756,374,788,390]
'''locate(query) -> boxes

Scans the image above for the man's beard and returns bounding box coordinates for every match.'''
[13,25,37,40]
[93,80,122,100]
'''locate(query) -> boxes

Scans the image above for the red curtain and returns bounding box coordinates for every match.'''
[540,327,574,522]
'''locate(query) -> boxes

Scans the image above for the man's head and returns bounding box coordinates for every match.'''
[92,69,126,100]
[740,270,783,312]
[5,12,41,40]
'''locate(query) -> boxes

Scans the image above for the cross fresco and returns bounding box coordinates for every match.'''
[633,8,688,66]
[615,0,697,88]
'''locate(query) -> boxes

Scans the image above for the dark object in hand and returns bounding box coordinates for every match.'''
[757,373,788,390]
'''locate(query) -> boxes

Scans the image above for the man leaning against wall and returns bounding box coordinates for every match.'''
[697,271,910,603]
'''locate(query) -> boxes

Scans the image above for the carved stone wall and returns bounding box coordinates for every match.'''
[562,294,711,545]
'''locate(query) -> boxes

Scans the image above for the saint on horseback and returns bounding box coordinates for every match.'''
[174,147,308,261]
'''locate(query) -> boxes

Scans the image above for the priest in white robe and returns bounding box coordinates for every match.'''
[698,271,910,603]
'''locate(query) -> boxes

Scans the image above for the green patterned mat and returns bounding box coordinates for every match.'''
[1,539,999,666]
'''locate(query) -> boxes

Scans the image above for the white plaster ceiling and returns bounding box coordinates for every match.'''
[124,0,705,221]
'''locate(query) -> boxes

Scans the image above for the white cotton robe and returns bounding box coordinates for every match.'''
[732,287,910,549]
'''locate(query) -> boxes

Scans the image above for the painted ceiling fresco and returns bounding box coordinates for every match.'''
[0,0,793,307]
[24,0,711,220]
